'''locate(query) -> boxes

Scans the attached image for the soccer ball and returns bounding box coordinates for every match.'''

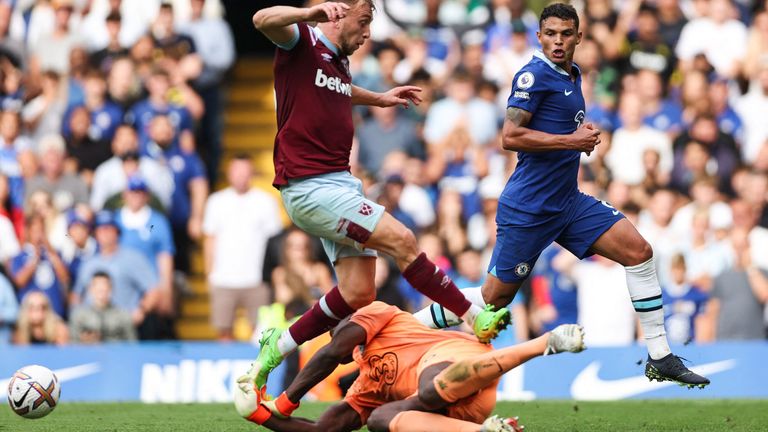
[6,365,60,419]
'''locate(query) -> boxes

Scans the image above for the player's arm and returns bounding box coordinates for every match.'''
[502,107,601,153]
[253,3,350,47]
[263,401,363,432]
[352,85,422,109]
[281,319,367,405]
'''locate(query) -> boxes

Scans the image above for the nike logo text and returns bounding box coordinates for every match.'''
[564,90,573,96]
[571,359,735,400]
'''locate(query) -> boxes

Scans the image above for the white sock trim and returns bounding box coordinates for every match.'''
[277,329,298,357]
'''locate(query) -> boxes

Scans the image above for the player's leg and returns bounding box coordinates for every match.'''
[380,409,516,432]
[240,173,379,389]
[366,212,509,342]
[366,382,511,432]
[424,325,584,407]
[241,254,372,390]
[563,194,709,387]
[413,216,561,331]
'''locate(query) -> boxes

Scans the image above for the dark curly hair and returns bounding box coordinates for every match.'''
[540,3,579,30]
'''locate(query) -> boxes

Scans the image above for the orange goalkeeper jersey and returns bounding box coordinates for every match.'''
[343,301,491,422]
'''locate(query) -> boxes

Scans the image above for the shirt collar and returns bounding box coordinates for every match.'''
[312,26,340,56]
[533,50,578,77]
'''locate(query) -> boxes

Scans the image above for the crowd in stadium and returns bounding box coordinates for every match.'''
[1,0,768,351]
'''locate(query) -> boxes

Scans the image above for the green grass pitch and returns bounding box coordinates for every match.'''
[2,400,767,431]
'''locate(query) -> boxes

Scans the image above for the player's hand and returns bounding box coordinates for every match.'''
[378,86,423,109]
[570,122,601,154]
[262,392,300,419]
[306,2,350,23]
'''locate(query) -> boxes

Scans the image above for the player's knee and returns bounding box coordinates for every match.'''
[367,406,394,432]
[482,280,518,309]
[393,227,419,261]
[343,290,375,310]
[627,241,653,266]
[339,277,376,309]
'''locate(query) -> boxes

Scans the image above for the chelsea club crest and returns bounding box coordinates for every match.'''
[514,262,531,277]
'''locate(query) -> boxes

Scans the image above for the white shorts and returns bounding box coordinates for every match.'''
[280,171,384,263]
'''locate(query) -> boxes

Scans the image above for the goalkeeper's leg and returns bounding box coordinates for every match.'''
[424,325,585,407]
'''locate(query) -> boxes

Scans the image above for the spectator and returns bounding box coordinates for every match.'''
[529,244,578,334]
[56,205,97,287]
[671,114,741,195]
[375,174,417,233]
[115,175,175,319]
[557,252,636,347]
[90,125,174,211]
[670,176,733,238]
[145,114,207,275]
[743,9,768,79]
[617,3,676,84]
[70,271,136,343]
[638,188,684,285]
[669,140,712,195]
[423,71,498,147]
[13,291,68,345]
[702,228,768,341]
[373,255,406,311]
[126,67,195,154]
[670,209,733,292]
[656,0,687,49]
[426,126,487,222]
[0,272,17,344]
[607,92,673,186]
[22,70,67,144]
[106,56,142,111]
[88,11,131,72]
[202,155,282,341]
[398,156,436,230]
[435,189,469,257]
[0,178,20,267]
[451,247,484,289]
[179,0,235,185]
[0,1,25,70]
[66,68,124,143]
[81,0,148,54]
[676,0,747,77]
[24,133,89,212]
[484,19,534,104]
[635,69,683,135]
[29,0,83,77]
[736,61,768,163]
[730,197,768,270]
[356,105,423,175]
[272,228,334,307]
[63,106,112,184]
[662,254,709,344]
[149,3,204,120]
[678,69,710,126]
[10,214,70,319]
[709,76,743,142]
[73,210,160,339]
[0,110,30,231]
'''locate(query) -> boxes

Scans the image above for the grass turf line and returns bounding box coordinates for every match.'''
[1,400,767,431]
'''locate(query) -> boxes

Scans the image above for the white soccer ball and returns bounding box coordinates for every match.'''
[6,365,60,419]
